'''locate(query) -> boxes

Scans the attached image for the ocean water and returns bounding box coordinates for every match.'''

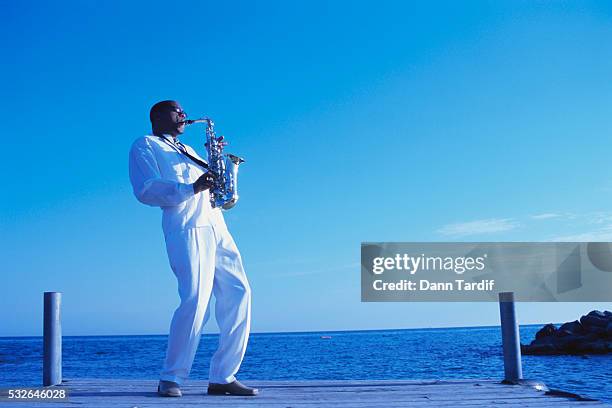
[0,325,610,403]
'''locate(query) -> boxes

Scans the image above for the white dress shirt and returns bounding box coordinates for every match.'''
[128,134,226,236]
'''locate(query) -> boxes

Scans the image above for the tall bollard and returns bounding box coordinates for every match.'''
[43,292,62,386]
[498,292,523,383]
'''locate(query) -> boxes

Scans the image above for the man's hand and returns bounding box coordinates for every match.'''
[193,172,215,194]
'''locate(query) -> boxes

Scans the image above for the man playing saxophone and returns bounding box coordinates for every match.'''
[128,100,257,397]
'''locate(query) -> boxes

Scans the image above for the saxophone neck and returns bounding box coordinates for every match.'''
[183,117,214,128]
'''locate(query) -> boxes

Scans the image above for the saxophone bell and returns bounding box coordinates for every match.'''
[220,154,246,210]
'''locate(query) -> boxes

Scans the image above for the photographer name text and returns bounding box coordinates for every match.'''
[373,279,495,292]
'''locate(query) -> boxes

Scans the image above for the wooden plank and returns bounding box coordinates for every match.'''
[7,400,607,408]
[9,399,606,408]
[0,379,606,408]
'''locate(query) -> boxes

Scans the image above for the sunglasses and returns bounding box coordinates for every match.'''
[170,107,187,117]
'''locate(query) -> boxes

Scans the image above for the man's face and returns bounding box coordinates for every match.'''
[156,101,187,136]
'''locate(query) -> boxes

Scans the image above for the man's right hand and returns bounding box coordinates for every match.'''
[193,172,215,194]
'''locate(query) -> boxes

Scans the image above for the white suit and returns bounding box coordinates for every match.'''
[128,134,251,385]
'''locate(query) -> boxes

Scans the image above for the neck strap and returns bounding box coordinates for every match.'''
[155,134,209,170]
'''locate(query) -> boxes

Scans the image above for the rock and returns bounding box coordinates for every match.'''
[535,323,557,339]
[552,335,581,353]
[583,332,601,341]
[523,310,611,355]
[576,339,608,354]
[555,329,574,338]
[580,314,608,329]
[558,320,584,335]
[529,336,553,347]
[522,343,557,355]
[587,325,608,336]
[587,310,607,319]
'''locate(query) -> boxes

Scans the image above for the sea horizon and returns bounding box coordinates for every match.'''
[0,323,548,340]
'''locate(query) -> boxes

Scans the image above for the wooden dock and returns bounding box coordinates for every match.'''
[2,378,608,407]
[23,295,606,407]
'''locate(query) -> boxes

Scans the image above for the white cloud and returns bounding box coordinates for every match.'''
[436,218,519,237]
[588,212,612,225]
[437,211,612,241]
[549,225,612,242]
[530,213,563,220]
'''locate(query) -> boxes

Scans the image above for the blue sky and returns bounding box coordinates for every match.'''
[2,1,612,336]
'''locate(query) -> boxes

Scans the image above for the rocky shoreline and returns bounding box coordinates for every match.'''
[521,310,612,355]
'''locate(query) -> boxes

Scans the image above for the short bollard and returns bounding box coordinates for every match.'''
[43,292,62,386]
[498,292,523,383]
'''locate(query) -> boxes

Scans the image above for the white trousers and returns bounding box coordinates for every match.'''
[160,226,251,385]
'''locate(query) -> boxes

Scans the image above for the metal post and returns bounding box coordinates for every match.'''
[498,292,523,383]
[43,292,62,386]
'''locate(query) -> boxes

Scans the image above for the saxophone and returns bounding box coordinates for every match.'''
[184,117,245,210]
